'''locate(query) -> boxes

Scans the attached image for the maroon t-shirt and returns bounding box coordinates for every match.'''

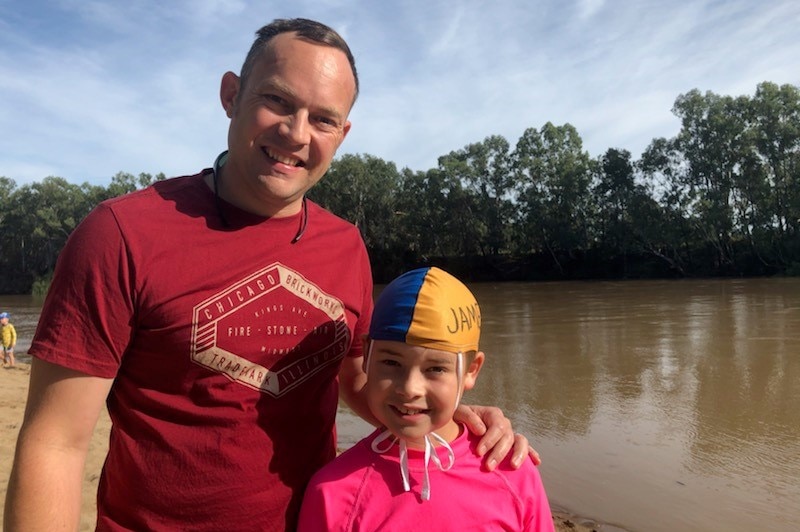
[30,172,373,531]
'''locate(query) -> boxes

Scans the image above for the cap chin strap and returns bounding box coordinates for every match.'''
[371,430,455,501]
[454,351,464,413]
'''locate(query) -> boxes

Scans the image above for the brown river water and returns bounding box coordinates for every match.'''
[4,277,799,531]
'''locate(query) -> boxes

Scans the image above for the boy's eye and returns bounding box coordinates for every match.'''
[378,358,400,367]
[427,366,448,374]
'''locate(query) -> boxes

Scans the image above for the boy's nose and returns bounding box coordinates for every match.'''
[397,369,425,398]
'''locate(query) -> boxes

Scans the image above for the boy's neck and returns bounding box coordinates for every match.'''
[402,420,462,450]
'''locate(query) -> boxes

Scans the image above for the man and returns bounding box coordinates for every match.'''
[5,18,534,531]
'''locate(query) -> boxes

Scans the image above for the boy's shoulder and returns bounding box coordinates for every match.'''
[309,431,381,486]
[461,428,543,482]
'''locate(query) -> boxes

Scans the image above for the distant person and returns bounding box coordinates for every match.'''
[0,312,16,367]
[5,18,536,531]
[298,267,555,531]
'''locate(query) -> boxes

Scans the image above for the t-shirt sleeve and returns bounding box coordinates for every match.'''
[29,203,136,378]
[346,234,374,359]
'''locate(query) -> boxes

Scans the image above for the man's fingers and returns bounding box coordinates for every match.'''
[512,433,541,467]
[480,421,514,471]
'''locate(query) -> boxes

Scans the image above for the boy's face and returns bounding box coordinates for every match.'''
[365,339,483,448]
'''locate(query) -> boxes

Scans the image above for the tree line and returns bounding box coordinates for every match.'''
[1,82,798,293]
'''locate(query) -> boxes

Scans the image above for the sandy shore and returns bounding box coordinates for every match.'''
[1,362,603,531]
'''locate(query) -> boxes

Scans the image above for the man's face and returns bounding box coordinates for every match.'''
[220,32,355,217]
[366,340,466,449]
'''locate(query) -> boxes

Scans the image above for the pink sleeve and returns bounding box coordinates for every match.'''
[29,203,136,378]
[520,459,556,532]
[297,478,332,532]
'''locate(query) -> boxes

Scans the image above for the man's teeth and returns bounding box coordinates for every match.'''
[267,148,300,166]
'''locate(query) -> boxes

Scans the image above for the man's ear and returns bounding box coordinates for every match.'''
[462,351,485,391]
[361,336,371,373]
[220,71,241,118]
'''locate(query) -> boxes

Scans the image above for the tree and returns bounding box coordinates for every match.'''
[593,149,637,271]
[748,82,800,265]
[436,135,515,256]
[3,177,91,278]
[511,122,595,274]
[308,154,406,278]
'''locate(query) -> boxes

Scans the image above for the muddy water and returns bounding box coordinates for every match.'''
[6,278,800,531]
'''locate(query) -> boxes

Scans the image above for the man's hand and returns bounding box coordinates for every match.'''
[455,404,541,470]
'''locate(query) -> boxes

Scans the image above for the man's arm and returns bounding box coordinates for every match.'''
[4,358,114,531]
[337,354,379,426]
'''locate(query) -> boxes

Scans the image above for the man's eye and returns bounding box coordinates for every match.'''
[315,116,339,129]
[264,94,290,109]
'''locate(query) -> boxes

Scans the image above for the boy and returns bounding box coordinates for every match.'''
[1,312,16,367]
[298,267,554,531]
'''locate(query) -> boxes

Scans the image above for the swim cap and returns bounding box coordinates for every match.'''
[369,267,480,354]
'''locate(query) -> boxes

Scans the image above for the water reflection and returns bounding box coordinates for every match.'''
[465,278,800,532]
[4,279,800,531]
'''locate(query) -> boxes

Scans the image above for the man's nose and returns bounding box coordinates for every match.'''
[279,111,311,145]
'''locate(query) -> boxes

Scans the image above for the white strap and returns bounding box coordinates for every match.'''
[372,429,455,501]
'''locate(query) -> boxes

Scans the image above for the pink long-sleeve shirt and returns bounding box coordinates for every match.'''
[299,426,555,531]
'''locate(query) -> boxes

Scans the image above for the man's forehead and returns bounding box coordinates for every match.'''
[250,33,356,103]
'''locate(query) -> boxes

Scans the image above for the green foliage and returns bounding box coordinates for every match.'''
[785,262,800,277]
[2,81,800,290]
[31,273,53,297]
[0,172,163,294]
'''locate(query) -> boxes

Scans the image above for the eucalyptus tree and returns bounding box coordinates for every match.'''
[0,177,19,279]
[748,82,800,265]
[393,166,473,260]
[307,153,403,270]
[638,137,694,275]
[436,135,515,256]
[511,122,595,274]
[671,89,753,270]
[0,176,15,230]
[593,149,637,267]
[3,177,91,278]
[393,167,441,261]
[103,171,167,199]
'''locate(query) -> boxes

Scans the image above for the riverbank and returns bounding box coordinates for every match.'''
[1,362,606,531]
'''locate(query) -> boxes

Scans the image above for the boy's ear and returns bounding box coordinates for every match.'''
[462,351,485,391]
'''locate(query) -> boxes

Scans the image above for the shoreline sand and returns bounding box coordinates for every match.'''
[1,362,606,531]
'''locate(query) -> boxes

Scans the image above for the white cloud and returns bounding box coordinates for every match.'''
[1,0,798,185]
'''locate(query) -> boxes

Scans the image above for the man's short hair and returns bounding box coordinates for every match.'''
[239,18,359,104]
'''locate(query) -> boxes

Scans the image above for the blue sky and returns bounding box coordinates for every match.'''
[1,0,798,186]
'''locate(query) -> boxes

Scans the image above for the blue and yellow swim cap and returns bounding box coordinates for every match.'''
[369,267,481,354]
